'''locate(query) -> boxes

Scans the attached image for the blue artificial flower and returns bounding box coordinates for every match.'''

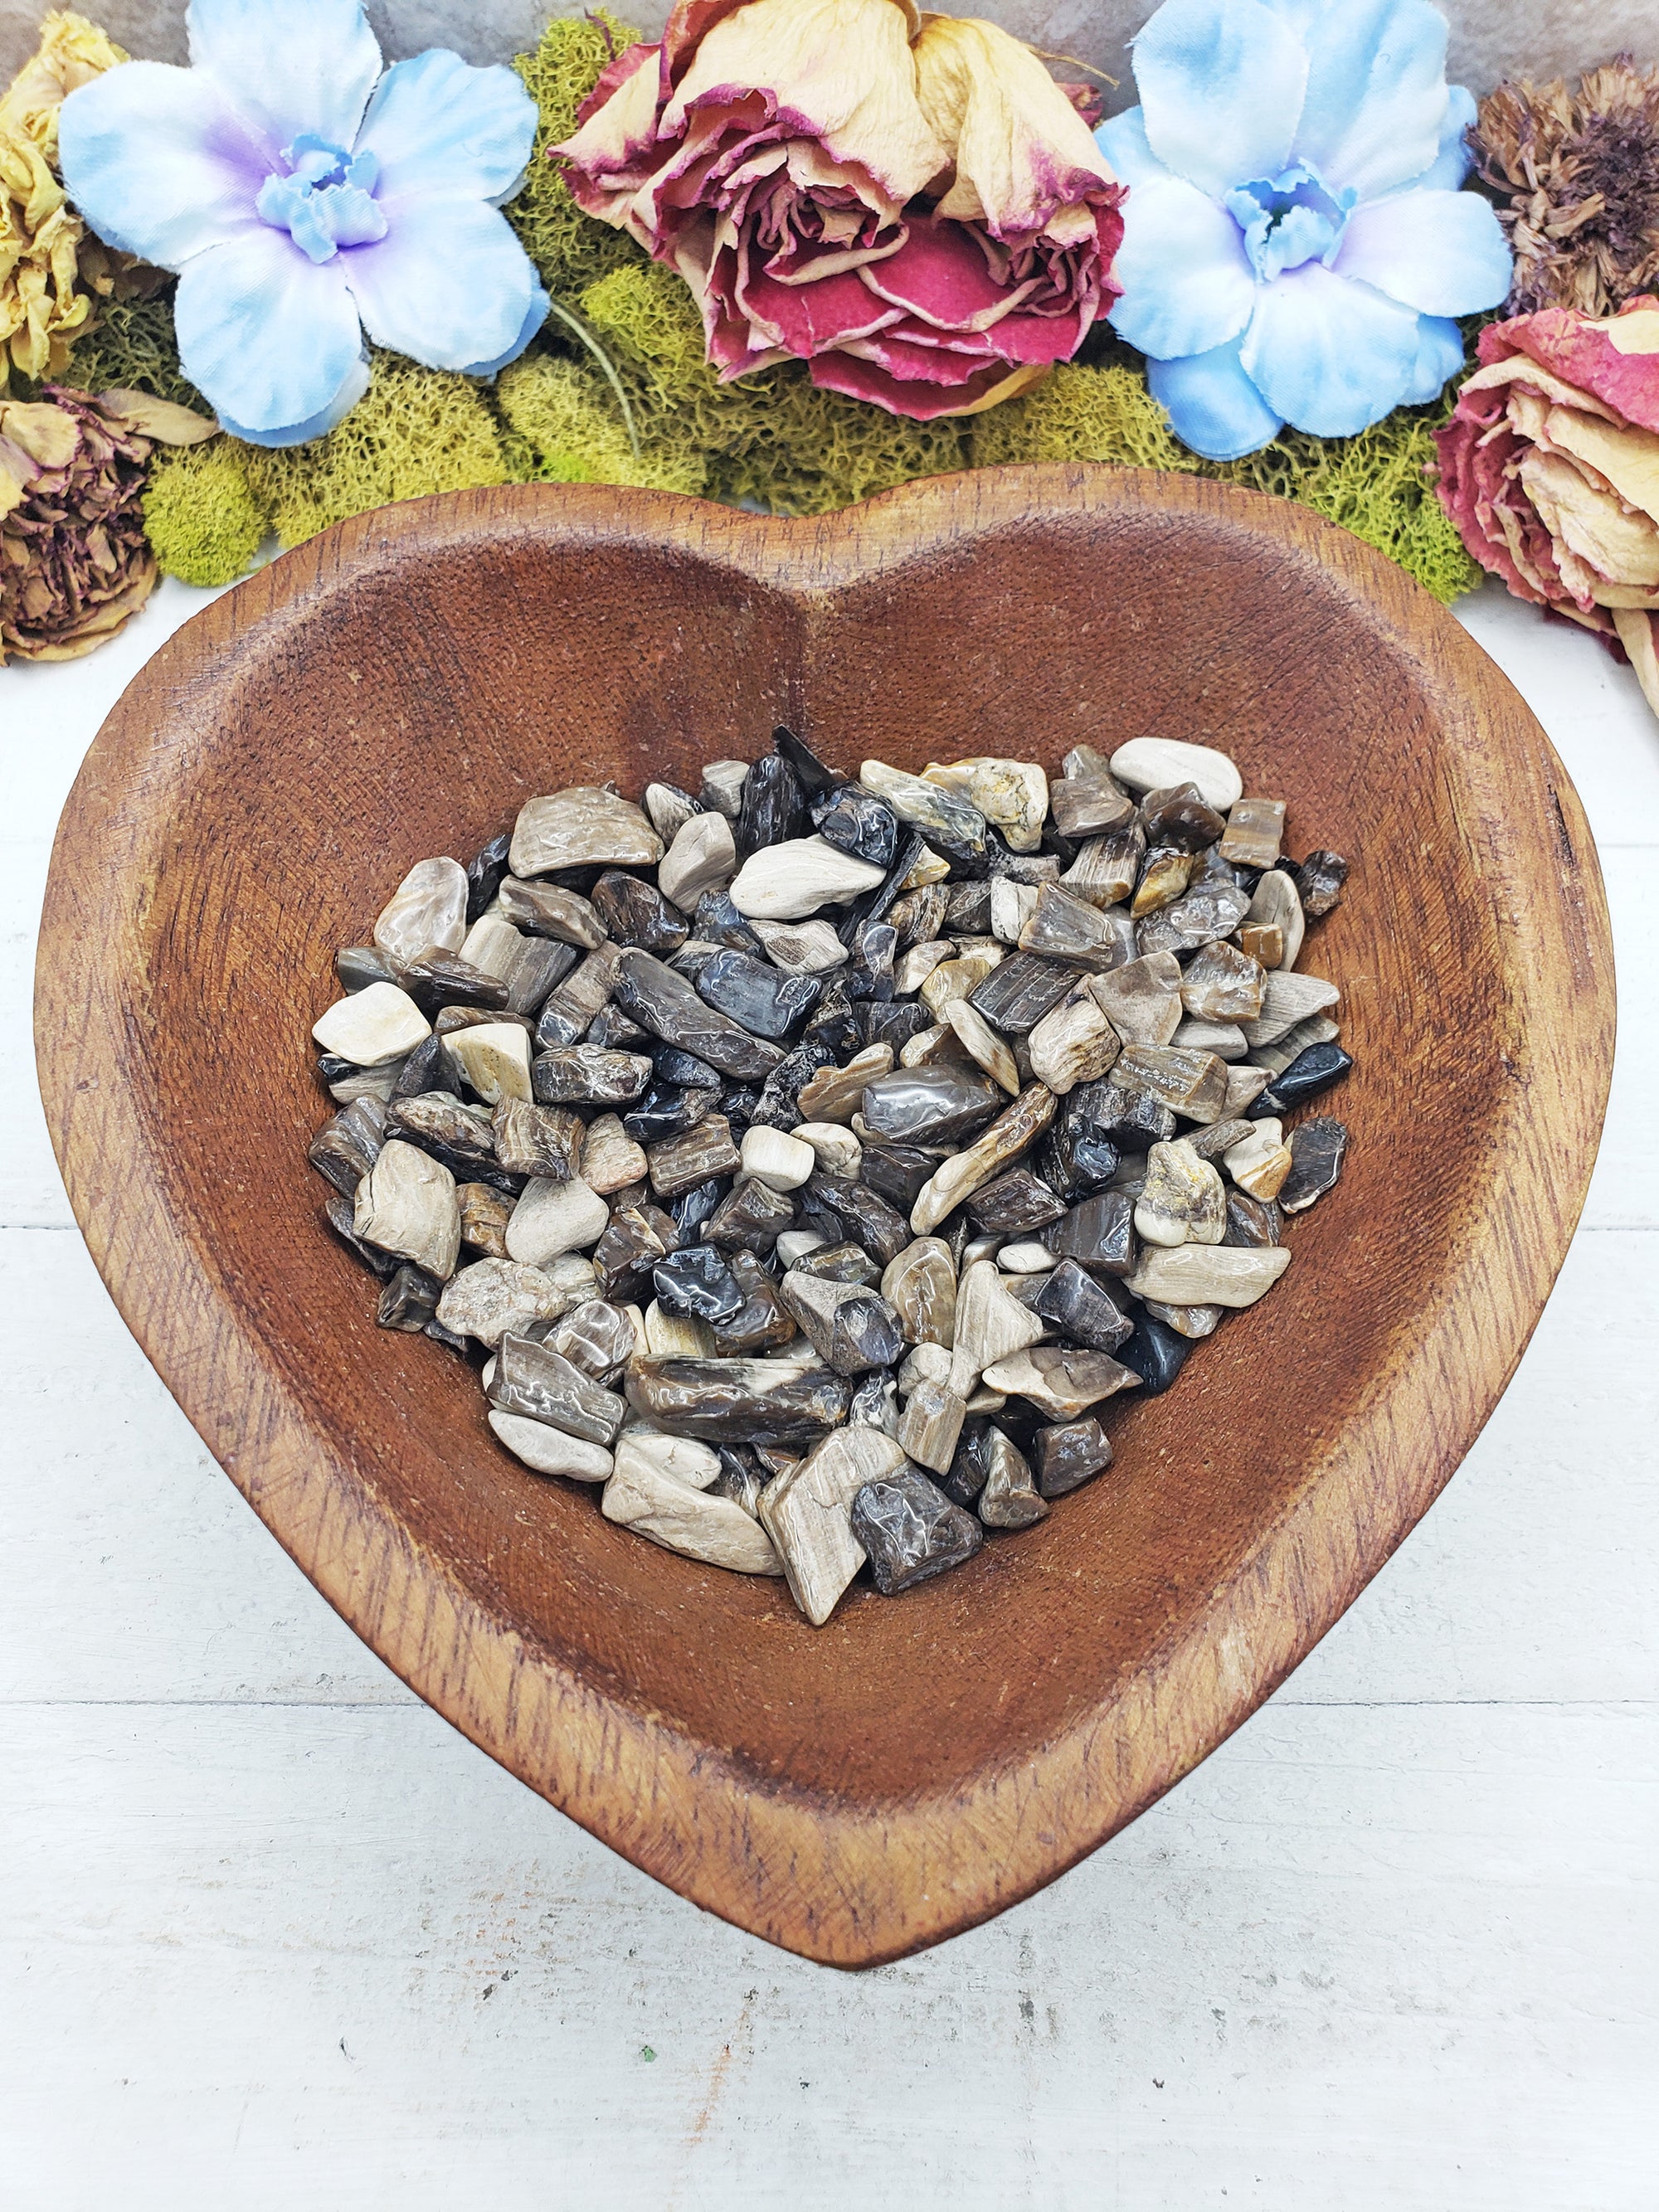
[1097,0,1512,459]
[58,0,548,446]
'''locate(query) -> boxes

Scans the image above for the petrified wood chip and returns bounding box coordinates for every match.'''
[780,1270,905,1375]
[977,1427,1048,1529]
[710,1250,798,1355]
[735,751,805,855]
[536,941,626,1046]
[695,948,824,1040]
[696,759,747,819]
[627,1356,850,1446]
[1248,1012,1340,1077]
[643,1300,716,1358]
[881,1237,958,1348]
[1113,1045,1230,1125]
[923,756,1048,851]
[1087,950,1184,1048]
[612,948,786,1080]
[603,1446,784,1574]
[491,1098,581,1181]
[1145,1297,1224,1339]
[489,1334,626,1443]
[1026,990,1121,1096]
[652,1244,745,1325]
[1030,1258,1135,1353]
[1138,781,1228,853]
[377,1263,441,1332]
[313,980,431,1067]
[942,999,1022,1096]
[1237,921,1284,968]
[966,1166,1066,1236]
[504,1176,609,1266]
[436,1257,572,1345]
[1034,1416,1112,1499]
[1136,1139,1226,1247]
[1181,941,1267,1022]
[759,1425,910,1626]
[1277,1116,1348,1213]
[445,1020,533,1105]
[589,869,688,956]
[1222,1188,1282,1247]
[1109,737,1242,812]
[578,1112,649,1196]
[1241,970,1340,1048]
[919,949,1003,1018]
[504,936,581,1018]
[458,912,523,984]
[795,1043,893,1124]
[967,950,1075,1034]
[1290,849,1348,916]
[1044,1189,1137,1276]
[711,1444,768,1517]
[912,1082,1058,1234]
[353,1138,460,1279]
[372,855,469,965]
[1188,1117,1256,1159]
[548,1297,639,1380]
[336,946,397,994]
[496,875,607,948]
[456,1181,513,1257]
[1248,1041,1351,1116]
[727,836,887,920]
[1131,847,1194,916]
[980,1345,1140,1422]
[510,785,663,877]
[528,1047,651,1111]
[1019,882,1126,966]
[740,1124,815,1190]
[859,759,987,856]
[621,1080,718,1144]
[1223,1119,1294,1201]
[793,1121,862,1179]
[947,1257,1045,1398]
[658,810,738,911]
[1219,796,1286,870]
[1048,772,1136,840]
[702,1175,795,1253]
[990,877,1039,946]
[809,782,899,868]
[749,918,849,975]
[898,1340,952,1394]
[1061,824,1145,908]
[647,1113,742,1200]
[859,1063,1004,1146]
[644,782,702,841]
[997,1239,1057,1273]
[1124,1243,1292,1308]
[893,1376,967,1475]
[307,1096,387,1196]
[489,1410,614,1481]
[465,829,511,921]
[1225,1063,1274,1116]
[397,949,513,1014]
[851,1466,983,1592]
[1173,1018,1248,1061]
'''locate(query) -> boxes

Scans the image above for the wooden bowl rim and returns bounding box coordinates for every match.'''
[34,466,1615,1966]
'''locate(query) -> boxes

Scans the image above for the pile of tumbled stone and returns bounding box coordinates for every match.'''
[306,728,1350,1626]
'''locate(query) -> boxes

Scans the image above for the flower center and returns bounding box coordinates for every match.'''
[256,134,387,265]
[1224,163,1355,284]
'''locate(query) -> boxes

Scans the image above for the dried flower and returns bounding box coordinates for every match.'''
[0,382,214,662]
[557,0,1124,421]
[1433,295,1659,719]
[0,11,141,391]
[1474,56,1659,319]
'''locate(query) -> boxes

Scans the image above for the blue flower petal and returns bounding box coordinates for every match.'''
[1148,338,1284,460]
[342,195,538,372]
[58,61,269,268]
[186,0,381,162]
[1402,83,1477,192]
[1108,176,1257,359]
[173,223,364,435]
[1094,106,1172,189]
[462,285,551,378]
[354,51,540,207]
[220,354,372,446]
[1130,0,1308,201]
[1239,264,1422,436]
[1335,187,1511,316]
[1399,313,1466,405]
[1293,0,1456,202]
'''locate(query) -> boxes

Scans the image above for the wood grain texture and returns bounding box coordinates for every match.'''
[32,468,1614,1966]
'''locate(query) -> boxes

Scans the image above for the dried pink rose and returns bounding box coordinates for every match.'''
[1435,296,1659,717]
[557,0,1124,421]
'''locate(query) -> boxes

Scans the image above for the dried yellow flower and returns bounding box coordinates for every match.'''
[0,11,140,391]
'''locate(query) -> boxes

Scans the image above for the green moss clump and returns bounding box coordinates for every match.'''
[1210,405,1482,605]
[67,290,206,411]
[495,350,707,493]
[143,441,270,586]
[508,11,648,300]
[967,362,1204,474]
[241,353,511,546]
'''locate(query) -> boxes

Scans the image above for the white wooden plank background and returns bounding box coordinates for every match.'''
[2,573,1657,2210]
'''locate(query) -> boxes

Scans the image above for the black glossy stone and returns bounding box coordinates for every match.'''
[838,829,925,946]
[859,1066,1005,1146]
[590,868,688,954]
[966,1166,1066,1236]
[316,1057,358,1095]
[534,943,625,1048]
[335,945,396,992]
[586,1004,651,1052]
[710,1442,768,1515]
[1117,1310,1194,1395]
[710,1250,797,1355]
[376,1262,442,1331]
[859,1139,940,1211]
[703,1175,795,1253]
[844,919,897,1001]
[1224,1188,1282,1247]
[969,950,1075,1033]
[772,722,841,798]
[1033,1416,1112,1499]
[591,1198,679,1299]
[307,1096,387,1196]
[625,1357,849,1446]
[1137,781,1227,851]
[1077,1077,1176,1150]
[691,890,764,952]
[748,1038,835,1130]
[621,1081,719,1144]
[940,1416,994,1508]
[465,827,512,921]
[803,1173,912,1266]
[1289,848,1349,916]
[612,949,786,1080]
[803,984,864,1059]
[852,1468,984,1594]
[654,1045,722,1088]
[1031,1258,1135,1353]
[387,1090,496,1169]
[694,948,825,1040]
[532,1045,654,1106]
[322,1190,399,1276]
[653,1244,745,1325]
[811,782,898,869]
[780,1271,904,1375]
[1249,1042,1353,1116]
[943,879,992,933]
[716,1082,761,1135]
[737,751,805,855]
[392,1033,452,1098]
[1278,1115,1348,1212]
[859,1000,934,1054]
[1045,1191,1137,1277]
[847,1367,899,1431]
[794,1239,882,1286]
[397,950,510,1013]
[671,1175,727,1240]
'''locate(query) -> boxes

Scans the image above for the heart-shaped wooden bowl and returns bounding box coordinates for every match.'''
[36,468,1612,1966]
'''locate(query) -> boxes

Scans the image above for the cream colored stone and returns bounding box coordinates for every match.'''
[748,918,849,974]
[444,1021,532,1105]
[504,1177,609,1266]
[922,756,1048,851]
[1109,737,1242,811]
[948,1257,1044,1398]
[727,836,886,919]
[642,1301,717,1358]
[435,1258,572,1345]
[758,1427,908,1626]
[1027,991,1122,1095]
[792,1122,862,1179]
[603,1453,784,1572]
[312,981,431,1067]
[944,999,1021,1096]
[580,1113,648,1195]
[510,786,663,876]
[657,809,737,909]
[741,1125,815,1191]
[372,856,469,965]
[353,1139,460,1278]
[1125,1244,1292,1308]
[489,1410,613,1482]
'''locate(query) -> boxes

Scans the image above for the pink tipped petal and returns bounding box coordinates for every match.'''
[862,218,1018,328]
[1495,299,1659,436]
[810,345,1046,417]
